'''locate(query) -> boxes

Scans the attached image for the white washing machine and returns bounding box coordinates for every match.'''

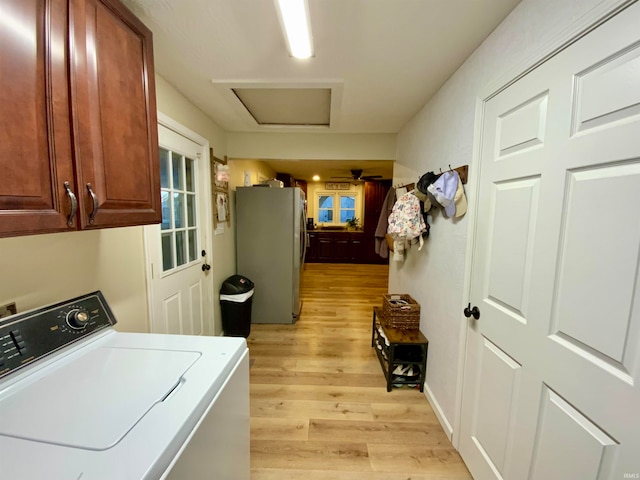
[0,291,249,480]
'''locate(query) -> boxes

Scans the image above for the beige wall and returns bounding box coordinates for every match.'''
[224,159,277,282]
[306,182,364,226]
[156,76,232,335]
[0,227,149,333]
[0,74,231,335]
[227,160,277,189]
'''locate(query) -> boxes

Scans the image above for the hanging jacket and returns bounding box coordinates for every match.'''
[375,188,396,258]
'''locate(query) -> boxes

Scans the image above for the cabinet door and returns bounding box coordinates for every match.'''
[69,0,160,229]
[0,0,75,236]
[349,234,364,263]
[317,234,334,262]
[363,181,392,264]
[306,233,318,261]
[334,236,349,262]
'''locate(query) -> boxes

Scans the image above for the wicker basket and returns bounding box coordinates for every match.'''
[382,294,420,330]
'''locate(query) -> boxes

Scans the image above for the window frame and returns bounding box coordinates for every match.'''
[315,191,359,225]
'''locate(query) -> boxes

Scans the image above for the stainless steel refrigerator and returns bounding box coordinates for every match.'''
[235,187,307,324]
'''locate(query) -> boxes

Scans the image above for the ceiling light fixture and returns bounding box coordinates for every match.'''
[312,175,320,181]
[275,0,313,59]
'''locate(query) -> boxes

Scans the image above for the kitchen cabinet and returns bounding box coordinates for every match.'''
[0,0,160,238]
[306,232,319,261]
[276,173,295,187]
[349,234,364,263]
[363,181,392,264]
[317,233,334,261]
[306,231,365,264]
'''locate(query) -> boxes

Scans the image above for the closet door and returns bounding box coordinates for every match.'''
[69,0,161,229]
[459,3,640,478]
[0,0,75,236]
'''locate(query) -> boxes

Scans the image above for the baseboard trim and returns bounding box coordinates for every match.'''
[424,382,454,442]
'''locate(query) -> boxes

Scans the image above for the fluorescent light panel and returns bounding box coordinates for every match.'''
[275,0,313,59]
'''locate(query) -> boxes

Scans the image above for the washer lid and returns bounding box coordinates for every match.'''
[0,346,200,450]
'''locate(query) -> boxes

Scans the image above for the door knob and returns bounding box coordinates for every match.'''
[202,263,211,271]
[464,303,480,320]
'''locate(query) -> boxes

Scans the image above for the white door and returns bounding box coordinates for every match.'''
[145,122,214,335]
[460,3,640,479]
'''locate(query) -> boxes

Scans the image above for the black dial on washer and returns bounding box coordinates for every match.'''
[66,309,90,329]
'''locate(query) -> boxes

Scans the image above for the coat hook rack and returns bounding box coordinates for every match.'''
[438,164,469,184]
[394,182,415,191]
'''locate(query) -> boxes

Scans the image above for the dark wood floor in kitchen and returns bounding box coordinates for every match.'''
[247,263,472,479]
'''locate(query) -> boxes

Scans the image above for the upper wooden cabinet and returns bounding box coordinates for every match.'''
[0,0,160,237]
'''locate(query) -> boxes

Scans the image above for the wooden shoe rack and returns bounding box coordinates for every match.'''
[371,307,429,392]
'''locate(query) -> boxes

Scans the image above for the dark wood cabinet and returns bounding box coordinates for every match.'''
[306,231,365,264]
[294,179,307,197]
[317,234,334,261]
[306,232,318,261]
[70,0,160,229]
[334,237,349,261]
[363,181,392,264]
[276,173,295,187]
[0,0,160,237]
[0,0,75,236]
[349,234,364,263]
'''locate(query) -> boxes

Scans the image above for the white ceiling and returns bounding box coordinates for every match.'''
[123,0,522,135]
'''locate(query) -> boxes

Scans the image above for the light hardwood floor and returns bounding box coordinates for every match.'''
[247,263,472,479]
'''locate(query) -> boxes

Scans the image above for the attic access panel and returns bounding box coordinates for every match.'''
[232,88,331,126]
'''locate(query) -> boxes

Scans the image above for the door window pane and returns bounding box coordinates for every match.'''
[173,193,185,228]
[161,191,171,230]
[188,229,197,262]
[160,148,170,189]
[176,230,186,266]
[172,153,184,189]
[186,158,195,192]
[187,194,196,227]
[161,233,174,271]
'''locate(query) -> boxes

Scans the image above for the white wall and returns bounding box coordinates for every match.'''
[391,0,622,439]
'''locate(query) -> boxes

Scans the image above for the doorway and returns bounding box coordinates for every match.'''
[144,114,214,335]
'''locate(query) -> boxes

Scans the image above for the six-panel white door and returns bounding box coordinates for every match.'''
[460,3,640,479]
[145,124,213,335]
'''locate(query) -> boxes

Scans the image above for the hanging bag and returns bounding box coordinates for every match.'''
[387,192,427,250]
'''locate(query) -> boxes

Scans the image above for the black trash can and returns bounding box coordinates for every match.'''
[220,275,254,338]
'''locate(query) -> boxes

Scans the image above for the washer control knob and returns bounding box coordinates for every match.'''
[67,309,90,330]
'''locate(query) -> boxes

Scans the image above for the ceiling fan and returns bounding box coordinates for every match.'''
[330,169,383,182]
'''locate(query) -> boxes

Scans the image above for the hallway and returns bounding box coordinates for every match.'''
[248,263,471,479]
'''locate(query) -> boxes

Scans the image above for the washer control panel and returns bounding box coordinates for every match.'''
[0,291,117,379]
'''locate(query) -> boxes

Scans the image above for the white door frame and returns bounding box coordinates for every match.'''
[143,112,215,335]
[453,0,637,448]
